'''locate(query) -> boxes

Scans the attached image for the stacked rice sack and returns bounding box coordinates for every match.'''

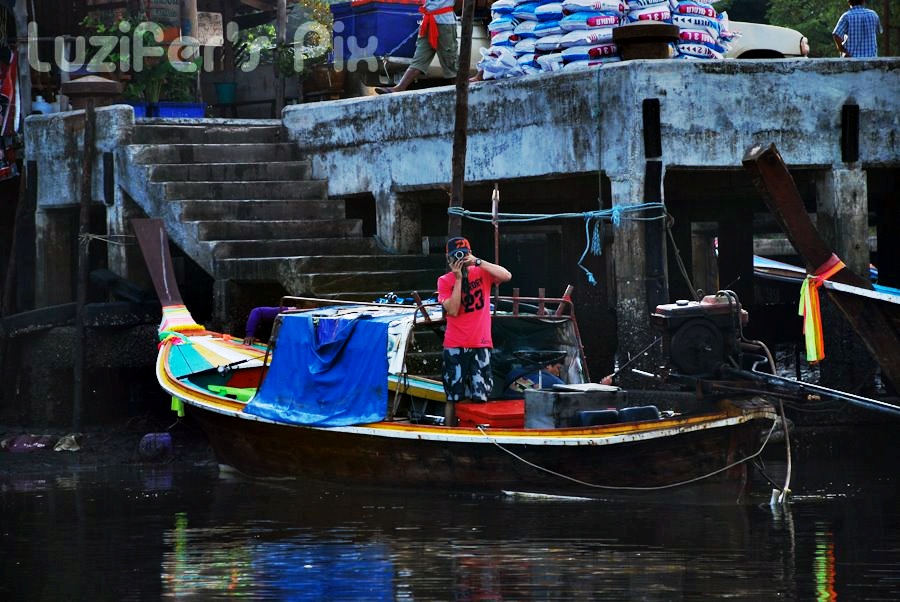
[477,0,733,78]
[480,0,623,77]
[481,0,527,78]
[556,0,623,71]
[669,0,731,59]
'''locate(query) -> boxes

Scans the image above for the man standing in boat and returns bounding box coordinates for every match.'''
[438,237,512,426]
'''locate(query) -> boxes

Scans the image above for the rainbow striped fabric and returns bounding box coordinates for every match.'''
[158,304,205,334]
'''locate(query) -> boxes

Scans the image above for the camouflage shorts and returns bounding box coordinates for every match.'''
[442,347,493,402]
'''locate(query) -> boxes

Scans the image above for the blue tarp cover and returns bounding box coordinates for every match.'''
[243,314,390,426]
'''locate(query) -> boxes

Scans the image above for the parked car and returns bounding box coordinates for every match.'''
[726,21,810,58]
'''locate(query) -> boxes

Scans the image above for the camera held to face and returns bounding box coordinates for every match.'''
[449,249,469,262]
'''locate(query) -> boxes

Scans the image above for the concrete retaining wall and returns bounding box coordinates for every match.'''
[285,60,898,197]
[25,105,135,209]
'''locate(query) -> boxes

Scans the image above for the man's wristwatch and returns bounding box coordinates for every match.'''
[474,258,482,266]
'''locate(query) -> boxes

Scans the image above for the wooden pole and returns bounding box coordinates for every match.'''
[448,0,475,238]
[1,175,27,317]
[181,0,201,101]
[222,0,236,72]
[491,183,499,308]
[73,98,97,432]
[13,0,32,118]
[275,0,287,115]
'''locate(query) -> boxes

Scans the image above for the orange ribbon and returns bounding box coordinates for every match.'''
[419,5,455,50]
[798,254,846,363]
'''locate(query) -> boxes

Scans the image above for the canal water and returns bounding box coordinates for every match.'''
[2,425,899,601]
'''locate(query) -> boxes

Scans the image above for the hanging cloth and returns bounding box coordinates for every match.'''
[0,49,18,136]
[798,254,846,363]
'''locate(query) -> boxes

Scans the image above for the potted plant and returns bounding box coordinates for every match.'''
[81,15,203,118]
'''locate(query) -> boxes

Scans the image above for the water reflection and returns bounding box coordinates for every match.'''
[1,441,899,600]
[162,510,394,600]
[814,525,837,602]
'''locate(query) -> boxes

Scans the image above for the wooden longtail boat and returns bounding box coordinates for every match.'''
[156,299,778,499]
[743,144,900,391]
[137,219,778,499]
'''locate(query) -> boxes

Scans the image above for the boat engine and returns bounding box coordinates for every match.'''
[651,292,748,377]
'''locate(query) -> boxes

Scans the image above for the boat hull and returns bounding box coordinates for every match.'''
[186,402,774,500]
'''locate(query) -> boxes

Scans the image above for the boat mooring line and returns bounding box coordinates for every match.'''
[776,399,792,504]
[476,420,779,491]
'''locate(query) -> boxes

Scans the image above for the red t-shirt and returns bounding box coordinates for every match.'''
[437,266,495,348]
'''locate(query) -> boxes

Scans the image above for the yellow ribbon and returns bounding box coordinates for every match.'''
[798,255,845,363]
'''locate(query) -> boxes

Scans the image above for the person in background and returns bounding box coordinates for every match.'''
[374,0,458,94]
[505,359,566,397]
[243,306,282,345]
[438,236,512,425]
[832,0,882,58]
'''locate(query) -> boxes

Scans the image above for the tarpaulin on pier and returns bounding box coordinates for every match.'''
[244,314,389,426]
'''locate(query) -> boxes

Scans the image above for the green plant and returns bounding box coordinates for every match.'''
[80,14,200,102]
[234,0,333,78]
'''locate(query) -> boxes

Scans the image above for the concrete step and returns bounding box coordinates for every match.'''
[129,143,301,165]
[315,291,440,303]
[165,180,327,200]
[149,161,312,182]
[197,219,362,241]
[211,237,381,258]
[217,254,443,280]
[133,124,283,145]
[295,269,439,295]
[180,199,345,221]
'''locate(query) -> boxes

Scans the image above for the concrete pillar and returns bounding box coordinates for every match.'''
[107,190,154,294]
[374,190,422,254]
[34,209,75,308]
[691,222,719,297]
[816,167,869,275]
[609,174,661,385]
[815,166,872,392]
[717,208,754,306]
[212,278,243,336]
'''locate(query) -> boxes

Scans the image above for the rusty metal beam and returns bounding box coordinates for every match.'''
[742,143,900,391]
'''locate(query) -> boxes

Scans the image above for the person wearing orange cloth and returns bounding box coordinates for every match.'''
[375,0,458,94]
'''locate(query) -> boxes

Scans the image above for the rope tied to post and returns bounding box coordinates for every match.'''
[447,202,667,286]
[798,253,846,363]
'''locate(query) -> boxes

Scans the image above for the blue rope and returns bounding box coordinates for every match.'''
[610,205,622,226]
[448,203,667,286]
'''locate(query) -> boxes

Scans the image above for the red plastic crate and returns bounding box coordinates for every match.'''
[456,400,524,428]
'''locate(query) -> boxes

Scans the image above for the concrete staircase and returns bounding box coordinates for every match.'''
[118,120,443,308]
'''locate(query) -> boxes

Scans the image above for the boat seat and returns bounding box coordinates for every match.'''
[618,405,661,422]
[207,385,257,402]
[575,409,620,426]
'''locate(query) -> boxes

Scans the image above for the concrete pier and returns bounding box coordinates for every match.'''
[12,58,900,424]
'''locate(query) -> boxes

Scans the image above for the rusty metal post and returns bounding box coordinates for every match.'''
[60,76,122,432]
